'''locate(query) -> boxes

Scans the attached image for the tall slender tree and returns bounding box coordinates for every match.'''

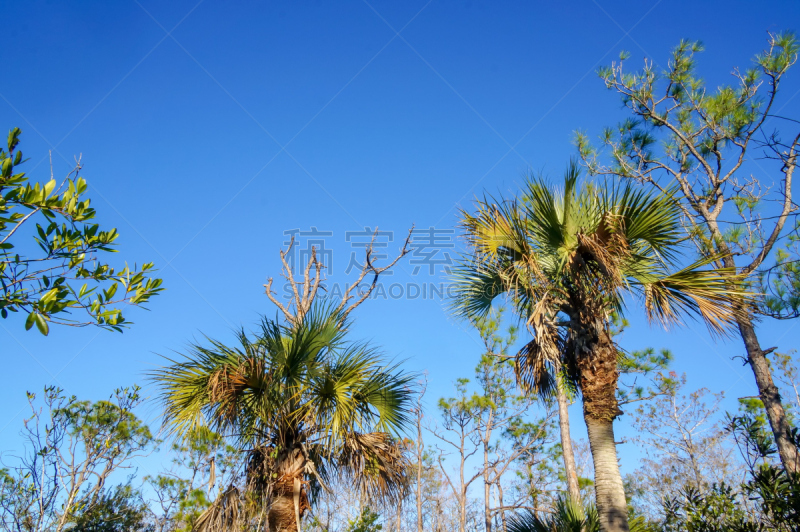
[554,377,582,503]
[452,164,745,532]
[472,309,520,532]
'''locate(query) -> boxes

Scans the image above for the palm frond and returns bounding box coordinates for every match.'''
[611,182,683,265]
[193,485,241,532]
[335,431,410,504]
[449,259,509,320]
[637,257,747,336]
[264,302,345,385]
[151,332,255,439]
[516,339,558,401]
[515,297,563,399]
[305,343,413,446]
[507,496,599,532]
[523,176,571,267]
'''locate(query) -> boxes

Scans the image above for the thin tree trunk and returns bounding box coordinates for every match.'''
[737,314,800,473]
[585,416,629,532]
[459,469,467,532]
[396,500,403,532]
[415,379,426,532]
[497,482,508,532]
[416,421,424,532]
[556,383,581,502]
[483,440,492,532]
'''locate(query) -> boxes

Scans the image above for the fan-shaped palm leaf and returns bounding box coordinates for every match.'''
[507,497,599,532]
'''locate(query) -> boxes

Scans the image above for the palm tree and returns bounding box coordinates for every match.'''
[451,163,744,532]
[152,304,414,532]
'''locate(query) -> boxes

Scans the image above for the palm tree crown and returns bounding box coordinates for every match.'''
[152,304,413,532]
[453,163,741,410]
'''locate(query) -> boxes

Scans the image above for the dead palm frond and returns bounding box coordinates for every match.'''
[193,485,241,532]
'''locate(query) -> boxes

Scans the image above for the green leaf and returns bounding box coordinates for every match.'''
[2,158,12,178]
[35,313,49,335]
[43,178,56,197]
[104,283,118,301]
[25,312,36,331]
[7,128,21,151]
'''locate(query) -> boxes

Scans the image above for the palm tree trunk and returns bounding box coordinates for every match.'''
[268,489,301,532]
[575,323,629,532]
[556,383,581,502]
[584,415,628,532]
[268,447,309,532]
[737,314,800,473]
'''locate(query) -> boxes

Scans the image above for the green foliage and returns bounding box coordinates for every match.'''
[69,483,150,532]
[345,507,382,532]
[0,128,163,334]
[659,408,800,531]
[438,307,525,425]
[662,484,756,532]
[507,497,658,532]
[617,348,676,405]
[506,415,564,503]
[0,386,155,532]
[759,223,800,318]
[578,31,799,323]
[145,426,239,532]
[507,496,599,532]
[154,304,412,451]
[588,33,797,157]
[661,463,800,531]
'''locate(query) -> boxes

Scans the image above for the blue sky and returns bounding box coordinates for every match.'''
[2,0,799,480]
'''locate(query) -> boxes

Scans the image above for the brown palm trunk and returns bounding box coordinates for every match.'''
[268,488,303,532]
[556,382,581,502]
[267,446,309,532]
[575,323,629,532]
[737,314,800,473]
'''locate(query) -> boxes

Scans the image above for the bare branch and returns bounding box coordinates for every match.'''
[339,226,414,319]
[264,277,295,324]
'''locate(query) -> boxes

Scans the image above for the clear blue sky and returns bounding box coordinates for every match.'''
[2,0,799,478]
